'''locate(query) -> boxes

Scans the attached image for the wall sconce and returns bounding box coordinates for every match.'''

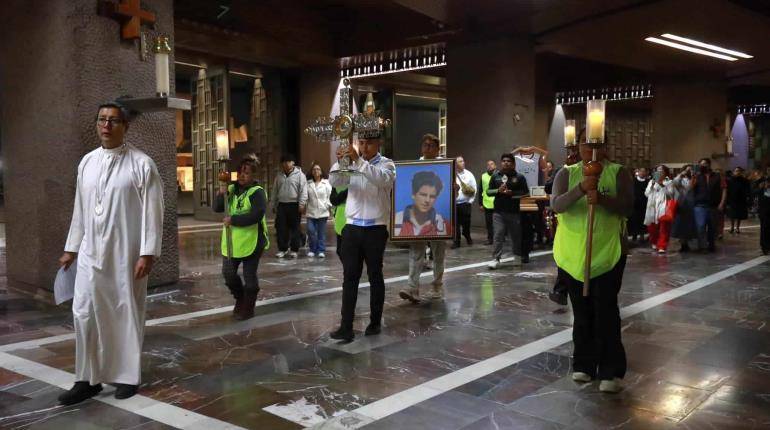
[152,35,172,97]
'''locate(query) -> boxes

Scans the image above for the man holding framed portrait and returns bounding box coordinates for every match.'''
[392,134,455,303]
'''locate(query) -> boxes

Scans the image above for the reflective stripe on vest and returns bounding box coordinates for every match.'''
[221,184,270,258]
[481,172,496,209]
[553,161,624,282]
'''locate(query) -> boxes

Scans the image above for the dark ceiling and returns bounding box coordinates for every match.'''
[173,0,770,87]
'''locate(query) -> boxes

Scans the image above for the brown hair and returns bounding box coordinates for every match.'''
[421,133,439,147]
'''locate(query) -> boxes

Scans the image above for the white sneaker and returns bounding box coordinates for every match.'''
[276,251,287,258]
[307,252,315,258]
[288,252,298,259]
[318,253,325,259]
[599,378,622,393]
[488,259,500,270]
[572,372,592,383]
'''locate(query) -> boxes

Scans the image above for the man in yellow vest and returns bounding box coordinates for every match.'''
[215,156,270,321]
[550,139,633,393]
[478,160,497,245]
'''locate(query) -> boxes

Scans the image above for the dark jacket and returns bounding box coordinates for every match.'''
[486,171,529,213]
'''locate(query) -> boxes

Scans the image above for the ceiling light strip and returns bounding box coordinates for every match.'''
[661,34,753,59]
[555,84,653,105]
[644,37,738,61]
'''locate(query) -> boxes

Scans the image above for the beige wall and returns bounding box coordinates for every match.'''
[651,80,728,168]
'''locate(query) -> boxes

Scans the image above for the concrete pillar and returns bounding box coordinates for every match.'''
[0,0,178,298]
[446,37,535,225]
[651,80,728,168]
[298,69,340,173]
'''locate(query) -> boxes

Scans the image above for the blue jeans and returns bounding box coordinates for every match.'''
[306,217,328,254]
[693,205,718,250]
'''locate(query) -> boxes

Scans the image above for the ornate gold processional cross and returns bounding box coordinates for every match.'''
[304,79,390,173]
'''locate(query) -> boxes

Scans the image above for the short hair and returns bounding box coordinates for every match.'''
[412,171,443,195]
[655,164,670,177]
[96,100,132,124]
[306,161,327,180]
[280,153,296,163]
[500,152,515,162]
[238,155,259,173]
[421,133,439,147]
[699,157,712,166]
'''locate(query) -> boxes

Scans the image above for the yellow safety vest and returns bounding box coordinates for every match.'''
[221,184,269,258]
[553,161,624,281]
[481,171,496,209]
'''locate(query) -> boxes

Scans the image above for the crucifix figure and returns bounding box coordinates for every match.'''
[304,79,390,173]
[116,0,156,40]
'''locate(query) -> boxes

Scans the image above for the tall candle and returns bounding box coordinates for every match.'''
[152,36,172,97]
[588,110,605,141]
[564,120,576,146]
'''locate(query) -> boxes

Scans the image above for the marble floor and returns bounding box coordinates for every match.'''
[1,221,770,429]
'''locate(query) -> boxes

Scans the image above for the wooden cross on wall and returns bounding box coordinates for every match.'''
[115,0,156,40]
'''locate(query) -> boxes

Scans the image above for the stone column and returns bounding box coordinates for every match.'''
[446,37,536,225]
[299,68,340,173]
[0,0,178,298]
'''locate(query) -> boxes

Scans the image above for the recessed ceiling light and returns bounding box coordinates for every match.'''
[661,34,753,59]
[645,37,738,61]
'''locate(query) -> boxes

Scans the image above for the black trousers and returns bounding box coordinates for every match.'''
[517,212,534,258]
[340,225,389,330]
[276,202,301,252]
[484,208,495,242]
[454,203,472,244]
[336,233,343,262]
[222,247,264,295]
[760,207,770,253]
[560,256,627,380]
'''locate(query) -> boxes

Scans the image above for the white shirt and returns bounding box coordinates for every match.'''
[330,153,395,227]
[455,169,477,204]
[515,153,540,188]
[306,178,333,219]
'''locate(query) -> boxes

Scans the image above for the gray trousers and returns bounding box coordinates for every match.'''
[492,212,521,260]
[408,241,446,291]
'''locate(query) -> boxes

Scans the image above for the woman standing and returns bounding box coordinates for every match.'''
[671,165,696,252]
[214,156,269,320]
[644,165,675,254]
[630,167,650,244]
[727,167,751,234]
[305,162,332,258]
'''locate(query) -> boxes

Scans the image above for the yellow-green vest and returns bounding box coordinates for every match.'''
[221,183,269,258]
[333,186,348,236]
[553,161,624,282]
[481,171,496,209]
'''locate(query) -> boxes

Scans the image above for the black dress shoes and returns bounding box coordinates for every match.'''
[58,381,102,405]
[114,383,138,400]
[548,291,568,306]
[330,328,354,343]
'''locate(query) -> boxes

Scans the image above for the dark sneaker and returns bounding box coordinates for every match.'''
[521,254,530,264]
[364,324,381,336]
[548,291,568,306]
[329,328,354,343]
[58,381,102,405]
[114,384,138,400]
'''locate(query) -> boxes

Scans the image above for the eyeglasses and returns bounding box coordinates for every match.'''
[97,118,124,127]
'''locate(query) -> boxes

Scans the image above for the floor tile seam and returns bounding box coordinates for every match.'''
[0,351,248,430]
[0,251,554,352]
[327,255,770,429]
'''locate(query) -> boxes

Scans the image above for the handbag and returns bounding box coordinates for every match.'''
[659,198,678,222]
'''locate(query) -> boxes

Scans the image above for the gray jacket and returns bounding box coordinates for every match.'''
[271,167,308,208]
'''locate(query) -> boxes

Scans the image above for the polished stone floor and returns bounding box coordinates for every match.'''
[1,220,770,429]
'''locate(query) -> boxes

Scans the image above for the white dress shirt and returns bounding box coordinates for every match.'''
[330,153,396,226]
[455,169,477,204]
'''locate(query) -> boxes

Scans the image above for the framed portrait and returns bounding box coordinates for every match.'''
[391,159,455,241]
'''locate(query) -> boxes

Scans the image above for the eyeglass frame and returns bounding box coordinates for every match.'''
[96,117,125,127]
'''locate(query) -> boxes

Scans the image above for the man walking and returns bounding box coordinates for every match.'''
[690,158,726,253]
[487,153,529,269]
[58,101,164,404]
[452,156,476,249]
[271,154,307,258]
[478,160,497,245]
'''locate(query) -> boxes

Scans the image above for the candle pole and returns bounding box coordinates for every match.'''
[583,99,606,297]
[216,129,234,260]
